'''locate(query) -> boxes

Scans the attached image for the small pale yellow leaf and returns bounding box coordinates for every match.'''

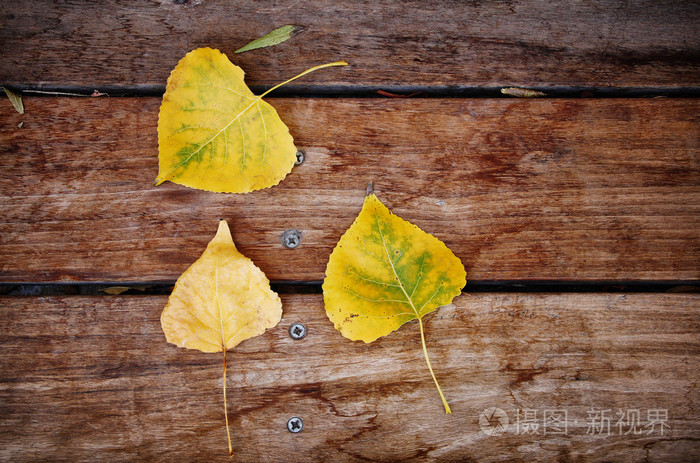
[161,220,282,353]
[161,220,281,455]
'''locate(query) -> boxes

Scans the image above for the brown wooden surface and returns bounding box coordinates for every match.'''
[1,293,698,462]
[1,97,698,283]
[2,4,698,461]
[1,1,699,90]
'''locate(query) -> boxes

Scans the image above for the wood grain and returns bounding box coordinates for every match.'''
[0,293,698,462]
[1,97,698,283]
[1,0,699,89]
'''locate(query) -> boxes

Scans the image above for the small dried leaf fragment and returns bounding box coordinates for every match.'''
[501,87,546,98]
[323,192,466,413]
[235,25,305,53]
[3,87,24,114]
[156,47,346,193]
[102,286,130,295]
[102,285,149,295]
[161,220,282,455]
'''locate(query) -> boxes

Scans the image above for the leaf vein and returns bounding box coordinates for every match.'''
[256,100,268,172]
[418,279,445,315]
[343,287,410,304]
[181,83,254,100]
[374,215,420,318]
[348,268,402,287]
[238,118,246,173]
[409,255,427,299]
[358,246,387,263]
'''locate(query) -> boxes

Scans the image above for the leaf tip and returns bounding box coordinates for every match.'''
[216,219,231,235]
[3,86,25,115]
[366,181,374,196]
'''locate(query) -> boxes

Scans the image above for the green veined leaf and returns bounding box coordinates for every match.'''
[235,25,305,53]
[323,191,467,413]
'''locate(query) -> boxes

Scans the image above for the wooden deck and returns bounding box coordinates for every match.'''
[1,1,699,461]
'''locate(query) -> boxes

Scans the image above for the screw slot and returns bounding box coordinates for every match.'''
[281,229,302,249]
[295,150,305,165]
[288,323,307,340]
[287,417,303,433]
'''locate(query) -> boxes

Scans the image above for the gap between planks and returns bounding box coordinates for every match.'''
[7,85,700,99]
[1,281,699,297]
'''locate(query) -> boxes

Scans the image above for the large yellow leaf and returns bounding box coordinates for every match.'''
[155,47,346,193]
[323,191,466,413]
[161,220,282,455]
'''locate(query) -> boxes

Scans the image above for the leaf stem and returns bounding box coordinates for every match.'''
[258,61,349,98]
[223,349,233,456]
[417,317,452,414]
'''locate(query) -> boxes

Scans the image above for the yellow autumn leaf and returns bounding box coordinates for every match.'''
[161,220,282,455]
[156,47,346,193]
[323,191,466,413]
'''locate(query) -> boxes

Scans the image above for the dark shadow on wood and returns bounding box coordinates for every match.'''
[7,84,700,99]
[1,281,698,296]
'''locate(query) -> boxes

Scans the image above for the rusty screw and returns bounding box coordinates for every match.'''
[287,417,303,433]
[295,150,305,165]
[281,229,302,249]
[288,323,307,340]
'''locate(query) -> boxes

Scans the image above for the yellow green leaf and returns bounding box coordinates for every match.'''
[161,220,282,455]
[235,25,305,54]
[155,47,346,193]
[323,191,466,413]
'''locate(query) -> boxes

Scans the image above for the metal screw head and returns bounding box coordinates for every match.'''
[294,150,305,165]
[281,229,302,249]
[288,323,307,340]
[287,417,303,433]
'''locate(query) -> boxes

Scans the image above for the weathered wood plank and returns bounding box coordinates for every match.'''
[1,1,698,89]
[1,98,698,283]
[0,293,698,461]
[5,98,700,282]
